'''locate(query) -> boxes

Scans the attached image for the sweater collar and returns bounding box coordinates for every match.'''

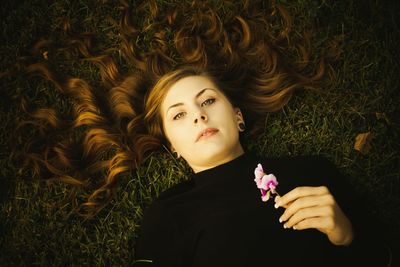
[191,150,258,187]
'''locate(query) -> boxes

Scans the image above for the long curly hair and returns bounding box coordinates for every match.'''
[9,0,334,218]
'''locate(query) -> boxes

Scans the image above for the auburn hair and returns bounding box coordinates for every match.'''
[8,0,334,218]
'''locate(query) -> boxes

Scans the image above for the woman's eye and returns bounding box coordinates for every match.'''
[201,98,215,106]
[173,112,185,120]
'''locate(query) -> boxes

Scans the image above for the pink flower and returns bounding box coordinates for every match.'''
[254,163,279,202]
[260,174,278,192]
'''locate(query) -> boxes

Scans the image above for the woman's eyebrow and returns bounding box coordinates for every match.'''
[166,88,216,114]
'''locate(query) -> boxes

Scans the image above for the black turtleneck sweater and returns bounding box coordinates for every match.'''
[133,151,391,267]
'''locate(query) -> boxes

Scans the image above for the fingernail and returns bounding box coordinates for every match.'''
[274,203,279,209]
[283,224,287,229]
[293,226,297,230]
[279,217,283,223]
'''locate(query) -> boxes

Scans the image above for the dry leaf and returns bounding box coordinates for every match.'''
[43,51,49,60]
[354,132,374,155]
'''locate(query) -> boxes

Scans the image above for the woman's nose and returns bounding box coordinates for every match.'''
[194,114,208,124]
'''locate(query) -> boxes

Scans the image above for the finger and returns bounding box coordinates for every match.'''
[279,194,334,222]
[282,206,333,229]
[292,216,334,233]
[274,196,291,209]
[275,186,330,208]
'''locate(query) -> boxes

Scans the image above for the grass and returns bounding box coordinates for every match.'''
[1,0,399,266]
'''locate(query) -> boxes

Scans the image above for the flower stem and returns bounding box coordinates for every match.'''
[272,188,281,197]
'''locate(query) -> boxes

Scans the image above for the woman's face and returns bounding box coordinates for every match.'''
[161,75,244,173]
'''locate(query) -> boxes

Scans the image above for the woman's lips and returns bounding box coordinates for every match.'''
[197,128,219,141]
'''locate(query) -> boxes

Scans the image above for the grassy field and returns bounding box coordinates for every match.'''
[1,0,399,266]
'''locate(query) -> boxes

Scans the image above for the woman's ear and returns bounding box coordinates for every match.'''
[235,108,246,132]
[234,108,244,122]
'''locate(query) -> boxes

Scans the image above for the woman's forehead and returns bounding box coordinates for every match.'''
[162,76,221,107]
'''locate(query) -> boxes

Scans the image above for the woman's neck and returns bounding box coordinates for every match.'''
[190,145,245,173]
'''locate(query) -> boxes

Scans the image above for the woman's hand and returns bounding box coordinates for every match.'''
[274,186,354,246]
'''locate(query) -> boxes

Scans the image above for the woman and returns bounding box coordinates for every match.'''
[133,66,391,266]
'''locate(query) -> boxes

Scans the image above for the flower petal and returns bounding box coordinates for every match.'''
[254,163,264,180]
[259,174,270,189]
[262,190,271,202]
